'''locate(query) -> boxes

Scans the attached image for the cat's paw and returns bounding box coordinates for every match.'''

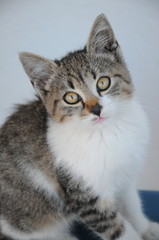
[143,222,159,240]
[118,221,142,240]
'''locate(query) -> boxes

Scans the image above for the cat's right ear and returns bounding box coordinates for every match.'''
[87,14,118,55]
[19,52,57,101]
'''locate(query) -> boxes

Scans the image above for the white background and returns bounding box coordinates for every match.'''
[0,0,159,190]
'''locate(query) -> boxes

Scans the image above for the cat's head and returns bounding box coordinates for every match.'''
[19,14,134,127]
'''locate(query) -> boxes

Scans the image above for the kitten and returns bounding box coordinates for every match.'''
[0,14,159,240]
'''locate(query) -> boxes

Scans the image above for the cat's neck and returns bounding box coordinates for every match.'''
[46,97,148,200]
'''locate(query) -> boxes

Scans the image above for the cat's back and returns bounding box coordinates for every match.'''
[0,99,51,178]
[0,99,47,142]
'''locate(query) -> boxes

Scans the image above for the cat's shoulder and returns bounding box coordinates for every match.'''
[0,99,48,139]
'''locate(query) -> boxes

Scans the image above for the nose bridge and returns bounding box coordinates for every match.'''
[85,97,102,116]
[80,84,101,115]
[85,97,99,112]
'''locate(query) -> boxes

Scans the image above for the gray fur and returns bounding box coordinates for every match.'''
[0,14,133,240]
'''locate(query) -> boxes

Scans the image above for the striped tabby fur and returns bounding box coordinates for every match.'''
[1,14,158,240]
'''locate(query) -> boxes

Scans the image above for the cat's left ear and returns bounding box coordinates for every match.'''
[19,52,58,102]
[87,14,118,55]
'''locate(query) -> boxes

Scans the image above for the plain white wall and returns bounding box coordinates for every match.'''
[0,0,159,190]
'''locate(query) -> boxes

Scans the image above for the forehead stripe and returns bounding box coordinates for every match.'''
[91,70,96,79]
[77,71,85,83]
[68,74,80,82]
[67,80,75,89]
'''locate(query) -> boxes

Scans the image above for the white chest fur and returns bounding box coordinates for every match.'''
[47,99,149,201]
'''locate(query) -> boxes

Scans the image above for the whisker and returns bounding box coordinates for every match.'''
[142,105,159,114]
[117,118,139,127]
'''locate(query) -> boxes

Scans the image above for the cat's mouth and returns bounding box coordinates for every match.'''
[92,116,106,123]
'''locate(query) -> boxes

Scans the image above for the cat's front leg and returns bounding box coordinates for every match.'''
[117,219,142,240]
[79,206,141,240]
[142,222,159,240]
[56,167,141,240]
[118,182,159,240]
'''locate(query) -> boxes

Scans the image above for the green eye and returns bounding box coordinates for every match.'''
[97,77,110,91]
[63,92,81,104]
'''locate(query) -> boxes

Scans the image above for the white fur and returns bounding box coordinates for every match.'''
[118,219,142,240]
[47,95,155,238]
[143,222,159,240]
[118,181,149,235]
[22,164,59,198]
[47,96,149,201]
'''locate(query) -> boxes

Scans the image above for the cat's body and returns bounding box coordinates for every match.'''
[0,14,159,240]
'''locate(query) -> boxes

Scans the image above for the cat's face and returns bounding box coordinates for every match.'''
[19,14,134,127]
